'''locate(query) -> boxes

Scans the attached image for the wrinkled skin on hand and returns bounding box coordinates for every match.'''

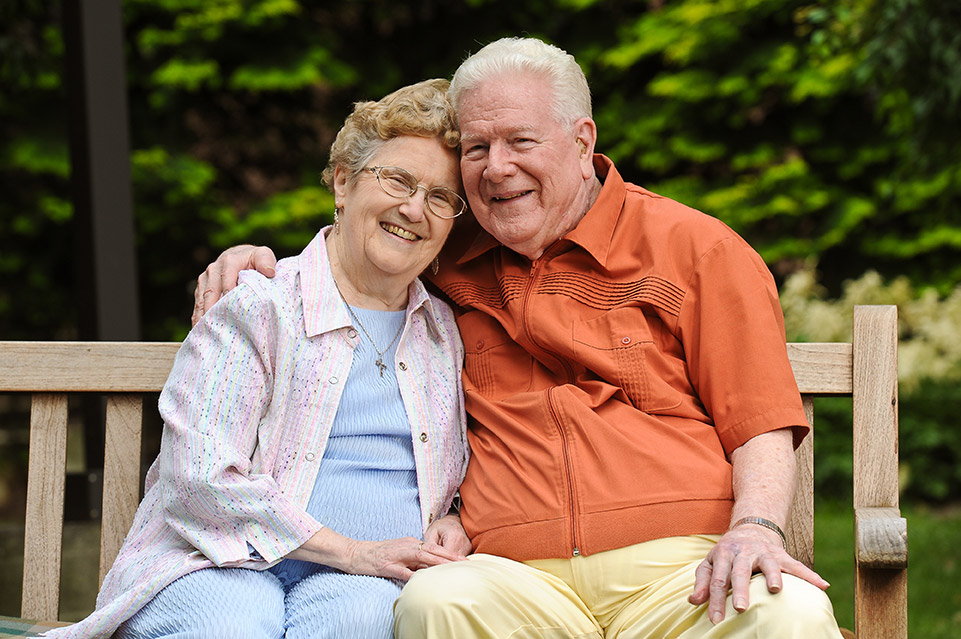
[192,245,278,326]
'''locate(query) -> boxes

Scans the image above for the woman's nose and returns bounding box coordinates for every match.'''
[399,186,429,221]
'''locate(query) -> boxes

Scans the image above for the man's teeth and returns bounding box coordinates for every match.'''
[493,192,528,201]
[381,223,420,241]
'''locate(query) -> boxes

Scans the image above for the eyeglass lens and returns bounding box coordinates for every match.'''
[372,166,464,218]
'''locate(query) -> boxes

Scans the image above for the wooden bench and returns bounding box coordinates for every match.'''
[0,305,907,637]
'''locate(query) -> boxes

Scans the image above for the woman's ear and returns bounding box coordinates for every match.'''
[333,165,349,204]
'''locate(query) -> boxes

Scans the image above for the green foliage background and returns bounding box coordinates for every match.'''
[2,1,960,634]
[3,0,960,343]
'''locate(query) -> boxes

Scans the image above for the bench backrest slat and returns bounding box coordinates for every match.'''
[100,395,145,585]
[21,393,69,621]
[0,342,179,392]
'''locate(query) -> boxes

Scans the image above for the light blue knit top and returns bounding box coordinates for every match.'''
[270,306,421,585]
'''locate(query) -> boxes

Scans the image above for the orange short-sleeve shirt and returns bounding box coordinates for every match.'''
[432,156,808,561]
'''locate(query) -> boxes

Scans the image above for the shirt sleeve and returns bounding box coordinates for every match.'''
[678,235,809,454]
[157,282,322,566]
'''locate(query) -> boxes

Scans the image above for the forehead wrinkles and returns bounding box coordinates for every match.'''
[459,101,543,140]
[459,78,544,138]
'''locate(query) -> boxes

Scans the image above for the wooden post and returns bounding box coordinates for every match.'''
[852,305,907,639]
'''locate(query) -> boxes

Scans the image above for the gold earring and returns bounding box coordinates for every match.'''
[431,257,439,275]
[333,206,341,234]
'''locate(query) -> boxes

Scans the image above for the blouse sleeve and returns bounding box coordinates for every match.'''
[157,282,322,566]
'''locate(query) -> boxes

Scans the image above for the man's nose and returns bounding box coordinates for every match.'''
[483,143,516,182]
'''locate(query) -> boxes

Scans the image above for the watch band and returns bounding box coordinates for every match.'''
[732,516,787,549]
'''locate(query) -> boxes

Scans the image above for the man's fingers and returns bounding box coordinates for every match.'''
[783,557,831,590]
[730,552,757,612]
[191,272,209,326]
[251,246,278,277]
[706,548,734,623]
[688,558,713,605]
[758,554,784,594]
[191,245,277,325]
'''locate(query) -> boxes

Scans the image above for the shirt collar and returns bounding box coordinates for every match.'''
[456,154,626,267]
[300,227,445,338]
[563,155,624,267]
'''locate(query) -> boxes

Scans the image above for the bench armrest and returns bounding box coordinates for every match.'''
[855,506,908,569]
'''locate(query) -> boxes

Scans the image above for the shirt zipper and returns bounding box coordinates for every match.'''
[548,386,579,557]
[526,254,579,557]
[525,257,575,381]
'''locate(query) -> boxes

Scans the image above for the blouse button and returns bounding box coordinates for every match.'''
[305,452,316,461]
[419,432,429,442]
[329,376,339,384]
[399,362,408,371]
[347,328,358,339]
[475,340,485,350]
[621,336,632,345]
[428,513,434,524]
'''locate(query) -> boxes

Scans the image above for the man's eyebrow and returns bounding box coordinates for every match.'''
[460,124,538,144]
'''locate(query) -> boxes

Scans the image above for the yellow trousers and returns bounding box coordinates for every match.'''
[394,535,842,639]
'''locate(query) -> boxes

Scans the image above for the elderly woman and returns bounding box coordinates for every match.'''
[44,79,470,639]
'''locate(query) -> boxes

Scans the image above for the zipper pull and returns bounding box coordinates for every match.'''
[572,547,581,557]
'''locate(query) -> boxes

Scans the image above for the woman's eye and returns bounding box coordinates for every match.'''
[386,175,412,189]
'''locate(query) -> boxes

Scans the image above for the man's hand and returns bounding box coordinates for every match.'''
[688,427,830,623]
[192,245,277,326]
[688,523,829,624]
[423,514,472,558]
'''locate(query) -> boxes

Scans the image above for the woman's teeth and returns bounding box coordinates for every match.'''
[381,223,420,241]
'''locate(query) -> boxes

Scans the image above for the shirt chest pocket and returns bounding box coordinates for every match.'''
[572,307,683,413]
[459,310,533,398]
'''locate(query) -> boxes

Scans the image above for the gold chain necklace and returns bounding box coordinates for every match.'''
[333,281,405,377]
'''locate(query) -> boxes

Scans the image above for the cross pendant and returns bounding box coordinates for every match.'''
[375,357,387,377]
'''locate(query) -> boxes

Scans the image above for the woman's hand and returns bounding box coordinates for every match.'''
[286,527,466,583]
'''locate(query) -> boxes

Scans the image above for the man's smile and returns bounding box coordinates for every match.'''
[491,190,533,202]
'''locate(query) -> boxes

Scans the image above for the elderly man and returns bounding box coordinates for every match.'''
[195,37,842,639]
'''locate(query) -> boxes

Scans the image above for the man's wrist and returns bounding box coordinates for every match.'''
[445,492,462,517]
[731,516,787,549]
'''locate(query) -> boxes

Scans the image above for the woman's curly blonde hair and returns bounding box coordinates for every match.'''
[321,78,460,190]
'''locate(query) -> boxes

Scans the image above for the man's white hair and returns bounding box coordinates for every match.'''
[449,37,592,128]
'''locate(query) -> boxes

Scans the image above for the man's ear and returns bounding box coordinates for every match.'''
[573,118,597,178]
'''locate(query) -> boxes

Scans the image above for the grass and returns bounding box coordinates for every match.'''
[814,500,961,638]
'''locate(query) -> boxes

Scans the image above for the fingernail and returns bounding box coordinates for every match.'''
[734,598,746,611]
[711,612,722,624]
